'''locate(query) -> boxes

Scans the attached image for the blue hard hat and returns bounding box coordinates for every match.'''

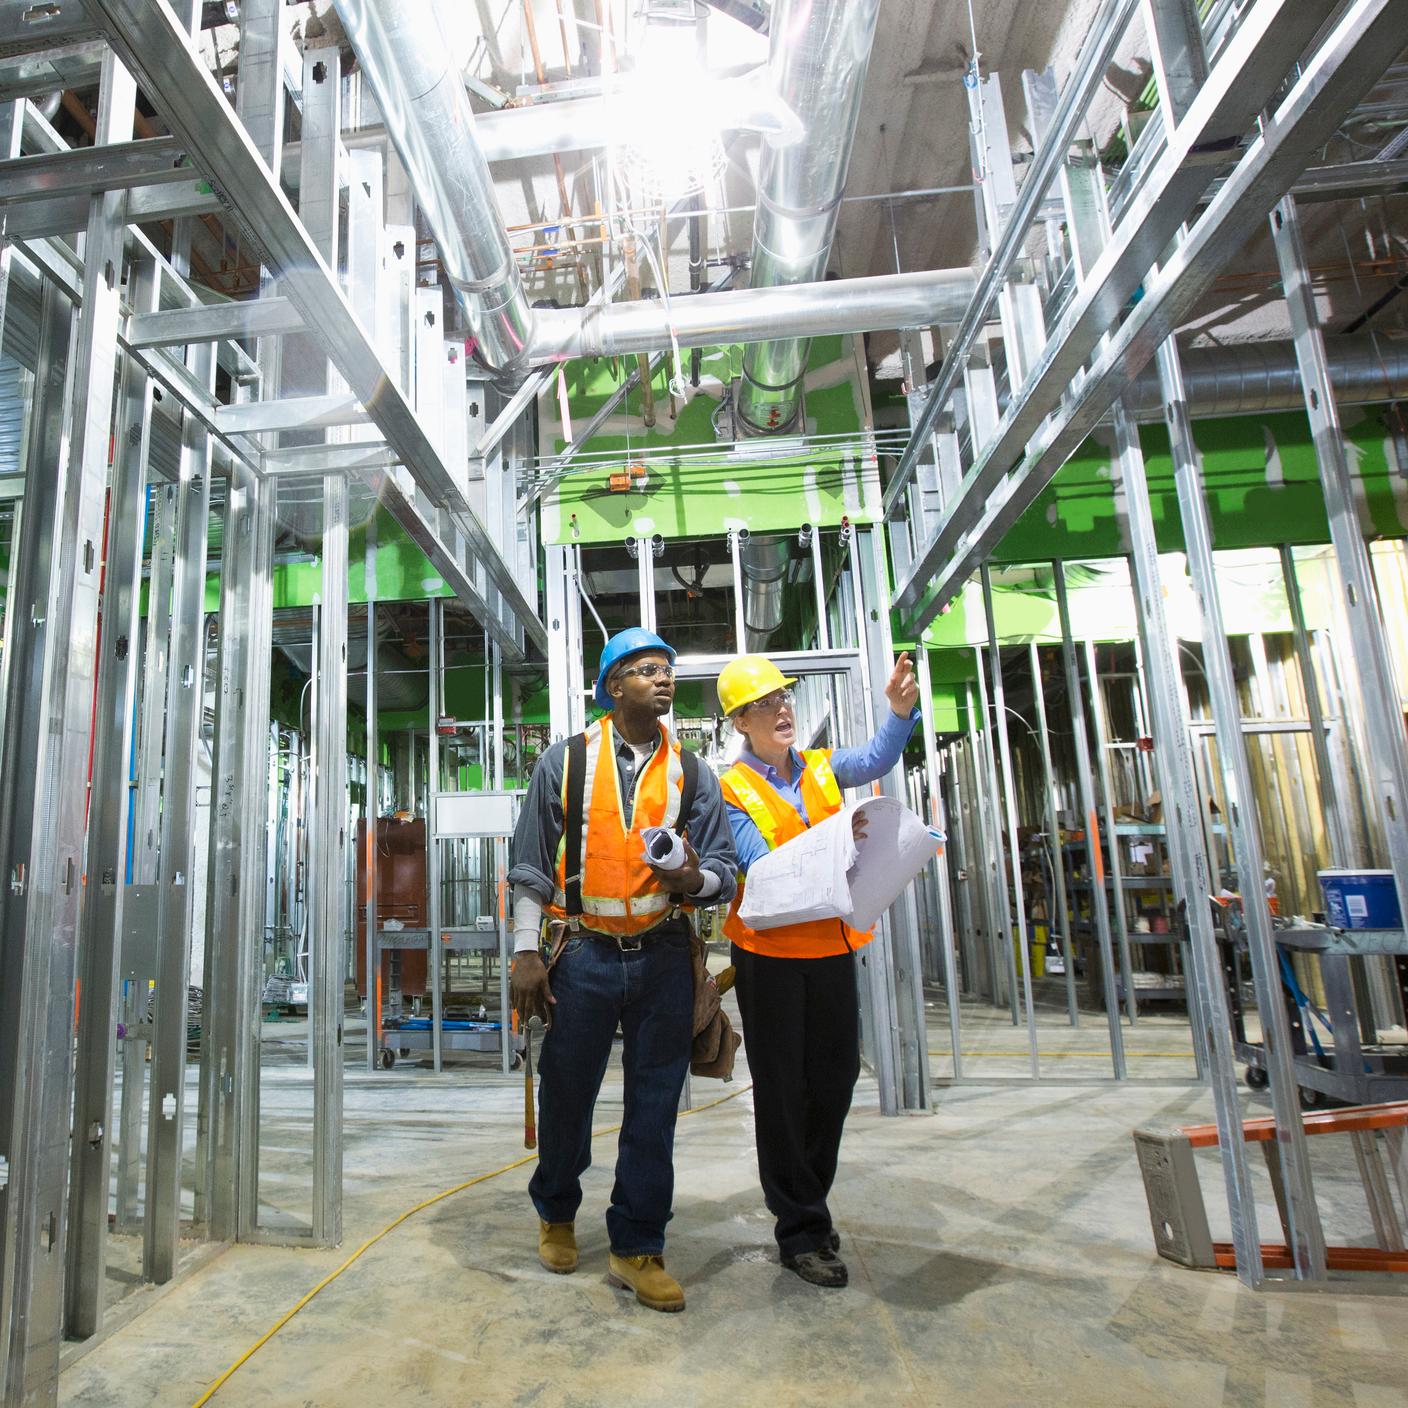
[594,628,676,711]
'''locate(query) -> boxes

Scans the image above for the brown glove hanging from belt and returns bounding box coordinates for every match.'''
[689,935,741,1080]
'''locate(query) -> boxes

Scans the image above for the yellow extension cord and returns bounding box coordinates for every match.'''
[190,1083,753,1407]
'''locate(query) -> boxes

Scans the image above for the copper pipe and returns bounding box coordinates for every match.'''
[554,0,575,78]
[60,90,239,294]
[522,0,591,300]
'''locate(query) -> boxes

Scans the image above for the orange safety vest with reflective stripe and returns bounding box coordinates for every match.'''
[546,716,690,936]
[721,749,873,959]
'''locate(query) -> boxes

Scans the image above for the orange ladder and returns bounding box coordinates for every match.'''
[1135,1101,1408,1274]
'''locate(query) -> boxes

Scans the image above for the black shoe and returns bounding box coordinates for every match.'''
[828,1229,841,1252]
[782,1247,849,1288]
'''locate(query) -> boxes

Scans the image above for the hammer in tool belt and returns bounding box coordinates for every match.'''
[523,1015,543,1149]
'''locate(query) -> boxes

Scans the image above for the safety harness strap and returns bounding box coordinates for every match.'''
[668,746,700,906]
[563,731,587,917]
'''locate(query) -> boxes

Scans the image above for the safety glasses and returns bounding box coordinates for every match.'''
[745,687,795,716]
[617,662,676,683]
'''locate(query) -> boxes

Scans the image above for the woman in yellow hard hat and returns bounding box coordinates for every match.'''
[715,650,919,1289]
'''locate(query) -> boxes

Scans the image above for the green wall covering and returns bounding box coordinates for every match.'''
[537,336,883,545]
[991,406,1406,563]
[922,550,1344,652]
[198,506,458,614]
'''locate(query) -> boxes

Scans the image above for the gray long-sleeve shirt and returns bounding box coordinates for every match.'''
[508,726,738,914]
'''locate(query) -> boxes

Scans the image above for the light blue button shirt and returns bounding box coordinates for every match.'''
[726,708,920,874]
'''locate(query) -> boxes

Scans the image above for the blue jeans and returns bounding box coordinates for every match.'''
[528,919,693,1256]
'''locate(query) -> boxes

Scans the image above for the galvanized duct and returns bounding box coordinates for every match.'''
[739,532,790,649]
[282,78,800,175]
[530,268,978,362]
[1123,336,1408,420]
[333,0,533,373]
[736,0,882,434]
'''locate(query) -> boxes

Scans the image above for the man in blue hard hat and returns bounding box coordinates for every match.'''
[508,627,737,1313]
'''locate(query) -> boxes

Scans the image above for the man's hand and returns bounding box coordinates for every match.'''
[511,951,555,1028]
[648,837,707,894]
[885,651,919,717]
[852,811,868,843]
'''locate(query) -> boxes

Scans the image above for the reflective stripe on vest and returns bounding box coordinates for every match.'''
[548,717,686,934]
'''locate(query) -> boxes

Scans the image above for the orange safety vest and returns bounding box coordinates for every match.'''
[721,749,873,959]
[546,716,691,936]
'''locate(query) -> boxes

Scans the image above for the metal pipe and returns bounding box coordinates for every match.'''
[530,266,978,361]
[736,0,883,434]
[1123,334,1408,420]
[740,532,790,649]
[333,0,534,372]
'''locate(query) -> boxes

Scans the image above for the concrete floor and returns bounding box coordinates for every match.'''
[62,1001,1408,1408]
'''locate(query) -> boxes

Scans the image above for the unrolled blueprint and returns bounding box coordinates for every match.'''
[737,797,944,933]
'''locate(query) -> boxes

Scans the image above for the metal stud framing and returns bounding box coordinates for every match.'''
[0,3,1404,1390]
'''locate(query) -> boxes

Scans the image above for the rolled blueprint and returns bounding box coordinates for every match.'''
[642,825,686,870]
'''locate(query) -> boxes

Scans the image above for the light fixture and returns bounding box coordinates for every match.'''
[607,6,802,203]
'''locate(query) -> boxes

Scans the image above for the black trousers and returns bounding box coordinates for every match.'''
[731,944,861,1259]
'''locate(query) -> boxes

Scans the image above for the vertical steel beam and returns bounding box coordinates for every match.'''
[131,479,176,879]
[916,645,962,1078]
[199,460,271,1244]
[981,566,1039,1075]
[116,482,171,1225]
[1157,340,1327,1279]
[229,0,287,1235]
[636,536,657,632]
[970,648,1015,1014]
[0,100,22,795]
[297,41,348,1246]
[1115,403,1265,1284]
[1085,636,1139,1024]
[364,599,379,1074]
[144,327,215,1284]
[1053,565,1126,1077]
[1269,194,1408,939]
[310,479,348,1246]
[0,269,77,1408]
[1140,0,1209,125]
[0,101,23,358]
[66,253,155,1339]
[544,544,582,742]
[808,525,829,650]
[1274,553,1345,859]
[851,528,930,1112]
[1030,642,1079,1025]
[237,0,288,164]
[427,596,444,1074]
[729,529,747,655]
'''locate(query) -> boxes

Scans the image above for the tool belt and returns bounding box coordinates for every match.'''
[543,921,739,1081]
[544,913,686,959]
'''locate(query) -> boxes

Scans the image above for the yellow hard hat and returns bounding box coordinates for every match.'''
[717,654,798,716]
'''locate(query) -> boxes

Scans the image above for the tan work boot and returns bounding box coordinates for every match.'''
[607,1252,686,1312]
[538,1220,578,1274]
